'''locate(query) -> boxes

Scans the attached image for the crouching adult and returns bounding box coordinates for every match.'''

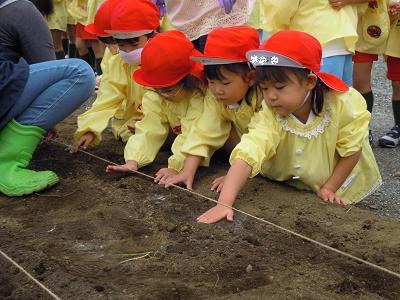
[0,0,95,196]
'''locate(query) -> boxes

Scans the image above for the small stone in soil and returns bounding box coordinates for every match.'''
[94,285,105,292]
[246,264,253,273]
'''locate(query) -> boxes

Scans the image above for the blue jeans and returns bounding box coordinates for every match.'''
[321,54,353,87]
[0,59,95,130]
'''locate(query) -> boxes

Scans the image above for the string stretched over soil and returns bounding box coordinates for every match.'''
[0,121,399,299]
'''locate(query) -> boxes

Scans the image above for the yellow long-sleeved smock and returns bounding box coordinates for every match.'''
[230,87,382,204]
[385,15,400,58]
[247,0,265,30]
[356,0,390,54]
[47,0,68,31]
[74,48,145,145]
[262,0,359,53]
[182,89,262,164]
[84,0,104,25]
[67,0,88,23]
[124,89,204,171]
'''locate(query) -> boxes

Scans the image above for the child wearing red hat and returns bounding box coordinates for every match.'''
[197,30,382,224]
[105,30,205,175]
[71,0,160,154]
[158,26,262,191]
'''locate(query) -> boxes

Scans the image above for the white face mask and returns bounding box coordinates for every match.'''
[119,48,143,65]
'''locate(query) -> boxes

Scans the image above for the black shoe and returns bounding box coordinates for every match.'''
[378,125,400,148]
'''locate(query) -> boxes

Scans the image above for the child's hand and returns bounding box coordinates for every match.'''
[317,187,345,205]
[389,2,400,17]
[211,176,226,193]
[163,171,195,190]
[106,160,138,173]
[70,132,95,154]
[154,168,178,185]
[197,204,234,224]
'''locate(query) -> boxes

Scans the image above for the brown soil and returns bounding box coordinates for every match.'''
[1,115,400,299]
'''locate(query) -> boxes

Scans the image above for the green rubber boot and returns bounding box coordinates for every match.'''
[0,119,59,196]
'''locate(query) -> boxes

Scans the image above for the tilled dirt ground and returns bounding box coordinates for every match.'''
[1,113,400,299]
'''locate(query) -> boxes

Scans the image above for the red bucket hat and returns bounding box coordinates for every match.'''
[191,26,260,65]
[246,30,349,92]
[106,0,160,39]
[133,30,204,87]
[85,0,122,37]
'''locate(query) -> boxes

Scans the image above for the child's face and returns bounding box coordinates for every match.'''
[117,35,149,52]
[259,72,317,117]
[207,67,254,105]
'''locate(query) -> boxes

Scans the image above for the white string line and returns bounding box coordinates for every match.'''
[52,140,400,280]
[0,250,61,300]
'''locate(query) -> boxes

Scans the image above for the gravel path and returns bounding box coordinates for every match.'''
[356,57,400,219]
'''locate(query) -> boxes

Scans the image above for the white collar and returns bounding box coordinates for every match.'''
[289,110,316,126]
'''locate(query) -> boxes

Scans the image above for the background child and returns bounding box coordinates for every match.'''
[46,0,69,59]
[197,30,382,224]
[351,0,390,144]
[70,0,159,153]
[379,1,400,147]
[161,26,261,191]
[105,30,205,177]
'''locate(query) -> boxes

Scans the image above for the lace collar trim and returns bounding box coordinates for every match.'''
[276,98,332,140]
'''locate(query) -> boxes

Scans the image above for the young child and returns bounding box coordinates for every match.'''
[159,26,261,191]
[197,30,382,224]
[105,30,205,176]
[262,0,369,86]
[46,0,69,59]
[379,1,400,147]
[70,0,160,153]
[351,0,390,144]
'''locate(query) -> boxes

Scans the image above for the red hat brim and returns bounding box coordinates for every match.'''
[315,71,349,92]
[84,23,110,37]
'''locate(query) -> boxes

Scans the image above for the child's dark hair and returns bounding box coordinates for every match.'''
[115,31,157,45]
[30,0,53,16]
[204,63,254,104]
[180,74,203,92]
[255,66,328,115]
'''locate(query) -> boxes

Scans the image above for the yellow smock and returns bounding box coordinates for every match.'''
[247,0,265,30]
[124,89,204,171]
[182,88,262,164]
[47,0,68,31]
[160,14,175,31]
[84,0,105,25]
[74,48,145,145]
[262,0,359,53]
[356,0,390,54]
[230,87,382,204]
[385,14,400,58]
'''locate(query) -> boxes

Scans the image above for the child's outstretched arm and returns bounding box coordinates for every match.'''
[197,159,251,224]
[318,149,362,204]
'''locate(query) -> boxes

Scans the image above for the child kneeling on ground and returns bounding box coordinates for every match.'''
[106,30,205,175]
[197,30,382,224]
